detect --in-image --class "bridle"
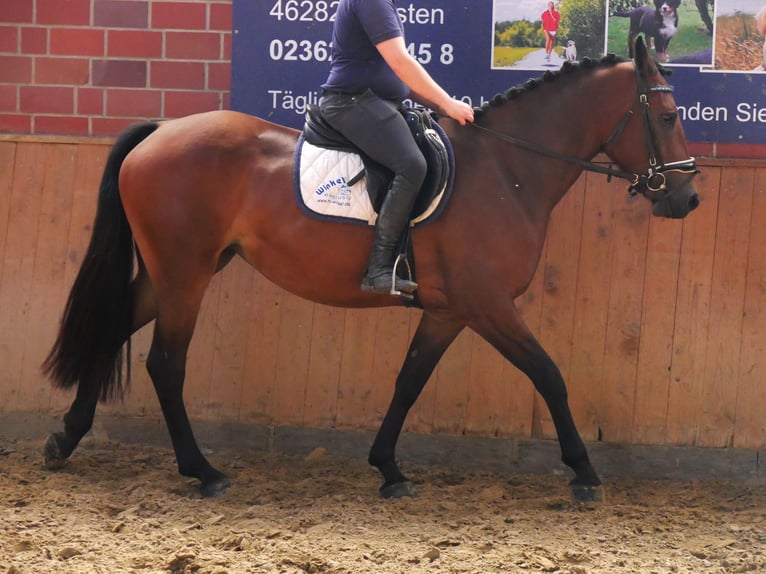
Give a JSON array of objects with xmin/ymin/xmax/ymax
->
[{"xmin": 466, "ymin": 63, "xmax": 699, "ymax": 199}]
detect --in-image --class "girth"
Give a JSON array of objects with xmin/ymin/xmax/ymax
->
[{"xmin": 302, "ymin": 104, "xmax": 450, "ymax": 215}]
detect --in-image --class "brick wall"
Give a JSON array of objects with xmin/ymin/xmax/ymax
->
[{"xmin": 0, "ymin": 0, "xmax": 231, "ymax": 136}]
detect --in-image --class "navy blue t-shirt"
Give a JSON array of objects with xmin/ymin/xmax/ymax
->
[{"xmin": 322, "ymin": 0, "xmax": 409, "ymax": 101}]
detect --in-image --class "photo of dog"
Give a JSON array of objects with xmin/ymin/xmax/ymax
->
[
  {"xmin": 612, "ymin": 0, "xmax": 681, "ymax": 62},
  {"xmin": 564, "ymin": 39, "xmax": 577, "ymax": 61}
]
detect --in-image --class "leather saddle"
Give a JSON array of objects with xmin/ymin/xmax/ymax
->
[{"xmin": 302, "ymin": 104, "xmax": 450, "ymax": 216}]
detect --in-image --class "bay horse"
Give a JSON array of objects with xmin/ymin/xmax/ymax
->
[{"xmin": 42, "ymin": 38, "xmax": 699, "ymax": 501}]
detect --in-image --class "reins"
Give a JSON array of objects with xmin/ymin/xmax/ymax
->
[
  {"xmin": 466, "ymin": 121, "xmax": 637, "ymax": 183},
  {"xmin": 457, "ymin": 63, "xmax": 698, "ymax": 198}
]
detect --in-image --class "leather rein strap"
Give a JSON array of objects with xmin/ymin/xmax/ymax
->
[{"xmin": 467, "ymin": 122, "xmax": 638, "ymax": 183}]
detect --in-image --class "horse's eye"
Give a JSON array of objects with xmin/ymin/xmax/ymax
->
[{"xmin": 660, "ymin": 112, "xmax": 677, "ymax": 127}]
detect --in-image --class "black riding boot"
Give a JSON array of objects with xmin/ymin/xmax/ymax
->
[{"xmin": 361, "ymin": 185, "xmax": 418, "ymax": 295}]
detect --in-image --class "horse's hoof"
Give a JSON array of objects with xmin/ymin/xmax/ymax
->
[
  {"xmin": 200, "ymin": 475, "xmax": 231, "ymax": 498},
  {"xmin": 42, "ymin": 433, "xmax": 68, "ymax": 470},
  {"xmin": 380, "ymin": 480, "xmax": 417, "ymax": 499},
  {"xmin": 570, "ymin": 483, "xmax": 603, "ymax": 504}
]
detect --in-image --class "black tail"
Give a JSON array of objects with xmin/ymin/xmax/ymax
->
[{"xmin": 42, "ymin": 121, "xmax": 160, "ymax": 401}]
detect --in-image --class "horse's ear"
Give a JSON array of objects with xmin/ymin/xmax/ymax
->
[{"xmin": 633, "ymin": 34, "xmax": 648, "ymax": 67}]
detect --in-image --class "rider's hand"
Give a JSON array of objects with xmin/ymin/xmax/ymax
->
[{"xmin": 443, "ymin": 98, "xmax": 475, "ymax": 126}]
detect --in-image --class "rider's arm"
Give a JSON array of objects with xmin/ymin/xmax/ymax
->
[{"xmin": 376, "ymin": 36, "xmax": 474, "ymax": 125}]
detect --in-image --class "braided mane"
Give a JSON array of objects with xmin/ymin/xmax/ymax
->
[{"xmin": 474, "ymin": 53, "xmax": 654, "ymax": 117}]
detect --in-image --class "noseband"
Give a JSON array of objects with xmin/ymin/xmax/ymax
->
[{"xmin": 466, "ymin": 64, "xmax": 699, "ymax": 199}]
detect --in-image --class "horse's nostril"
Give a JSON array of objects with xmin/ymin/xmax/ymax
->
[{"xmin": 688, "ymin": 193, "xmax": 700, "ymax": 211}]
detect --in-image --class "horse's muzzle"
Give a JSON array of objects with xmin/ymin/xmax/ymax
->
[{"xmin": 651, "ymin": 185, "xmax": 700, "ymax": 219}]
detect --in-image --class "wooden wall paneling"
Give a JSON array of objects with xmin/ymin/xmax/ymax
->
[
  {"xmin": 665, "ymin": 167, "xmax": 720, "ymax": 445},
  {"xmin": 734, "ymin": 167, "xmax": 766, "ymax": 449},
  {"xmin": 302, "ymin": 303, "xmax": 346, "ymax": 428},
  {"xmin": 269, "ymin": 291, "xmax": 314, "ymax": 426},
  {"xmin": 697, "ymin": 167, "xmax": 753, "ymax": 447},
  {"xmin": 206, "ymin": 259, "xmax": 254, "ymax": 422},
  {"xmin": 598, "ymin": 191, "xmax": 651, "ymax": 443},
  {"xmin": 534, "ymin": 176, "xmax": 586, "ymax": 439},
  {"xmin": 631, "ymin": 215, "xmax": 684, "ymax": 445},
  {"xmin": 430, "ymin": 326, "xmax": 471, "ymax": 435},
  {"xmin": 0, "ymin": 142, "xmax": 16, "ymax": 409},
  {"xmin": 1, "ymin": 143, "xmax": 45, "ymax": 412},
  {"xmin": 464, "ymin": 327, "xmax": 539, "ymax": 438},
  {"xmin": 0, "ymin": 143, "xmax": 16, "ymax": 286},
  {"xmin": 18, "ymin": 144, "xmax": 77, "ymax": 414},
  {"xmin": 7, "ymin": 140, "xmax": 766, "ymax": 452},
  {"xmin": 335, "ymin": 308, "xmax": 379, "ymax": 429},
  {"xmin": 464, "ymin": 332, "xmax": 509, "ymax": 436},
  {"xmin": 238, "ymin": 274, "xmax": 283, "ymax": 425},
  {"xmin": 568, "ymin": 173, "xmax": 618, "ymax": 441},
  {"xmin": 367, "ymin": 308, "xmax": 414, "ymax": 430}
]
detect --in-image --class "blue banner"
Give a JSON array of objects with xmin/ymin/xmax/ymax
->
[{"xmin": 231, "ymin": 0, "xmax": 766, "ymax": 145}]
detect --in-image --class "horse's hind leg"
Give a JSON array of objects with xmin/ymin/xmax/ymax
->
[
  {"xmin": 474, "ymin": 313, "xmax": 602, "ymax": 502},
  {"xmin": 145, "ymin": 272, "xmax": 229, "ymax": 497},
  {"xmin": 368, "ymin": 313, "xmax": 464, "ymax": 498},
  {"xmin": 43, "ymin": 376, "xmax": 101, "ymax": 469},
  {"xmin": 44, "ymin": 266, "xmax": 157, "ymax": 469}
]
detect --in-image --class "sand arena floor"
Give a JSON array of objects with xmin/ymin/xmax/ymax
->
[{"xmin": 1, "ymin": 437, "xmax": 765, "ymax": 574}]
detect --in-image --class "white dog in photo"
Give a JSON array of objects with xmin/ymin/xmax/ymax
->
[
  {"xmin": 564, "ymin": 39, "xmax": 577, "ymax": 62},
  {"xmin": 756, "ymin": 6, "xmax": 766, "ymax": 71}
]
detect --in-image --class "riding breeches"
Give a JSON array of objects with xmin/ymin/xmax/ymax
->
[{"xmin": 319, "ymin": 89, "xmax": 427, "ymax": 207}]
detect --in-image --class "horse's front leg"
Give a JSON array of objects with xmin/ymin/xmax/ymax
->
[
  {"xmin": 146, "ymin": 320, "xmax": 229, "ymax": 497},
  {"xmin": 368, "ymin": 312, "xmax": 464, "ymax": 498},
  {"xmin": 473, "ymin": 311, "xmax": 602, "ymax": 503}
]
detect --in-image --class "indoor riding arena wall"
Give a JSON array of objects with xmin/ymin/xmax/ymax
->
[{"xmin": 1, "ymin": 0, "xmax": 765, "ymax": 481}]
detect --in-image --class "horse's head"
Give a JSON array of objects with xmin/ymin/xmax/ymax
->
[{"xmin": 602, "ymin": 36, "xmax": 699, "ymax": 219}]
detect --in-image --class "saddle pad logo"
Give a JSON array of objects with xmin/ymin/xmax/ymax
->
[{"xmin": 315, "ymin": 177, "xmax": 351, "ymax": 207}]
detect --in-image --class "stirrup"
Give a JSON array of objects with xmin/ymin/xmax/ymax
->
[
  {"xmin": 391, "ymin": 253, "xmax": 416, "ymax": 298},
  {"xmin": 391, "ymin": 253, "xmax": 418, "ymax": 298},
  {"xmin": 361, "ymin": 255, "xmax": 417, "ymax": 299}
]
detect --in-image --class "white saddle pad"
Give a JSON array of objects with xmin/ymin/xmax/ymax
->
[
  {"xmin": 297, "ymin": 139, "xmax": 376, "ymax": 224},
  {"xmin": 295, "ymin": 137, "xmax": 444, "ymax": 226}
]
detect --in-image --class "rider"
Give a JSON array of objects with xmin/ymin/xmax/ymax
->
[{"xmin": 319, "ymin": 0, "xmax": 474, "ymax": 295}]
